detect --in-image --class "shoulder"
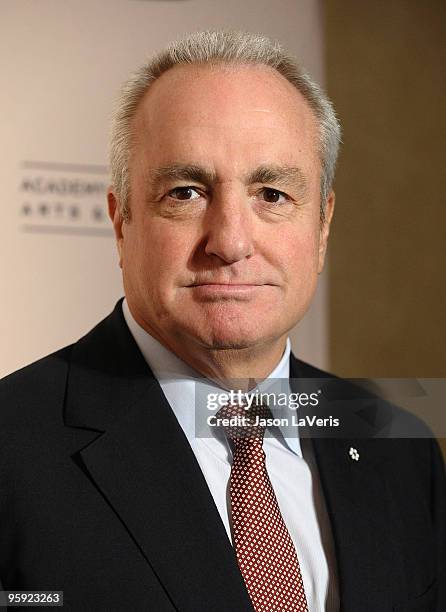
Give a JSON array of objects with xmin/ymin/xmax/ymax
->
[
  {"xmin": 0, "ymin": 301, "xmax": 124, "ymax": 427},
  {"xmin": 289, "ymin": 353, "xmax": 334, "ymax": 380},
  {"xmin": 0, "ymin": 345, "xmax": 73, "ymax": 427},
  {"xmin": 290, "ymin": 353, "xmax": 443, "ymax": 467}
]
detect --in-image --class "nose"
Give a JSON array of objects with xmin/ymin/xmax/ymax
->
[{"xmin": 204, "ymin": 188, "xmax": 254, "ymax": 264}]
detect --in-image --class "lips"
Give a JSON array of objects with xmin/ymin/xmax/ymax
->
[
  {"xmin": 184, "ymin": 282, "xmax": 277, "ymax": 301},
  {"xmin": 189, "ymin": 283, "xmax": 262, "ymax": 287}
]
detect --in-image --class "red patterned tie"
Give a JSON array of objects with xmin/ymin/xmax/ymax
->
[{"xmin": 218, "ymin": 401, "xmax": 309, "ymax": 612}]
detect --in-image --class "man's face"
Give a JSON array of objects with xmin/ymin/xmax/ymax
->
[{"xmin": 110, "ymin": 64, "xmax": 334, "ymax": 352}]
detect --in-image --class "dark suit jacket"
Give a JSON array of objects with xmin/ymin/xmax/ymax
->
[{"xmin": 0, "ymin": 300, "xmax": 444, "ymax": 611}]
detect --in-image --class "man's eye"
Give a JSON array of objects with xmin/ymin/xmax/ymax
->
[
  {"xmin": 260, "ymin": 188, "xmax": 288, "ymax": 204},
  {"xmin": 168, "ymin": 186, "xmax": 201, "ymax": 201}
]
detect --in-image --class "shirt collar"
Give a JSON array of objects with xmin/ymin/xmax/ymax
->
[{"xmin": 122, "ymin": 298, "xmax": 302, "ymax": 457}]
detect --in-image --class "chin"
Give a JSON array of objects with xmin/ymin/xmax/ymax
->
[
  {"xmin": 189, "ymin": 316, "xmax": 281, "ymax": 351},
  {"xmin": 172, "ymin": 299, "xmax": 293, "ymax": 350}
]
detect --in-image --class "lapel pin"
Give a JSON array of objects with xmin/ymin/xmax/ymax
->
[{"xmin": 349, "ymin": 447, "xmax": 360, "ymax": 461}]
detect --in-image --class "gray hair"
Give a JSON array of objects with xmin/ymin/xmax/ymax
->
[{"xmin": 110, "ymin": 30, "xmax": 341, "ymax": 222}]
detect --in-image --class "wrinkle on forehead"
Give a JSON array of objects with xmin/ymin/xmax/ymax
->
[{"xmin": 249, "ymin": 107, "xmax": 275, "ymax": 113}]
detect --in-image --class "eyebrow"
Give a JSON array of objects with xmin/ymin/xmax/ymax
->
[
  {"xmin": 150, "ymin": 164, "xmax": 217, "ymax": 188},
  {"xmin": 148, "ymin": 163, "xmax": 308, "ymax": 195},
  {"xmin": 246, "ymin": 165, "xmax": 308, "ymax": 194}
]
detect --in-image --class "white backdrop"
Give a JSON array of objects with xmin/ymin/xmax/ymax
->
[{"xmin": 0, "ymin": 0, "xmax": 327, "ymax": 377}]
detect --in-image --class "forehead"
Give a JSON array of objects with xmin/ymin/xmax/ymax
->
[{"xmin": 131, "ymin": 63, "xmax": 320, "ymax": 175}]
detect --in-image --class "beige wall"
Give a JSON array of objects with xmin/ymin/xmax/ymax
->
[{"xmin": 325, "ymin": 0, "xmax": 446, "ymax": 454}]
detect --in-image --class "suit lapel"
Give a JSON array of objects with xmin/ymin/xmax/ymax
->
[
  {"xmin": 64, "ymin": 300, "xmax": 253, "ymax": 612},
  {"xmin": 290, "ymin": 355, "xmax": 394, "ymax": 611}
]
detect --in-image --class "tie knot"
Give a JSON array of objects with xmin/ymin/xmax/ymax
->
[{"xmin": 216, "ymin": 401, "xmax": 271, "ymax": 444}]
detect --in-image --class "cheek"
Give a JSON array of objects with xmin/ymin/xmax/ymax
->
[
  {"xmin": 275, "ymin": 228, "xmax": 320, "ymax": 284},
  {"xmin": 134, "ymin": 221, "xmax": 192, "ymax": 283}
]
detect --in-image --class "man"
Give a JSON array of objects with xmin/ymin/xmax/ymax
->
[{"xmin": 0, "ymin": 31, "xmax": 444, "ymax": 611}]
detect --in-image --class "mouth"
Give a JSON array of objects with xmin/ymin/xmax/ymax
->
[
  {"xmin": 189, "ymin": 283, "xmax": 264, "ymax": 287},
  {"xmin": 185, "ymin": 283, "xmax": 274, "ymax": 298}
]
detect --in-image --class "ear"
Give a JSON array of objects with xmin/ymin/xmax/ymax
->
[
  {"xmin": 318, "ymin": 190, "xmax": 335, "ymax": 274},
  {"xmin": 107, "ymin": 188, "xmax": 125, "ymax": 269}
]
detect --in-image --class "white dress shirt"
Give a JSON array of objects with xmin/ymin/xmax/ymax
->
[{"xmin": 122, "ymin": 299, "xmax": 339, "ymax": 612}]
